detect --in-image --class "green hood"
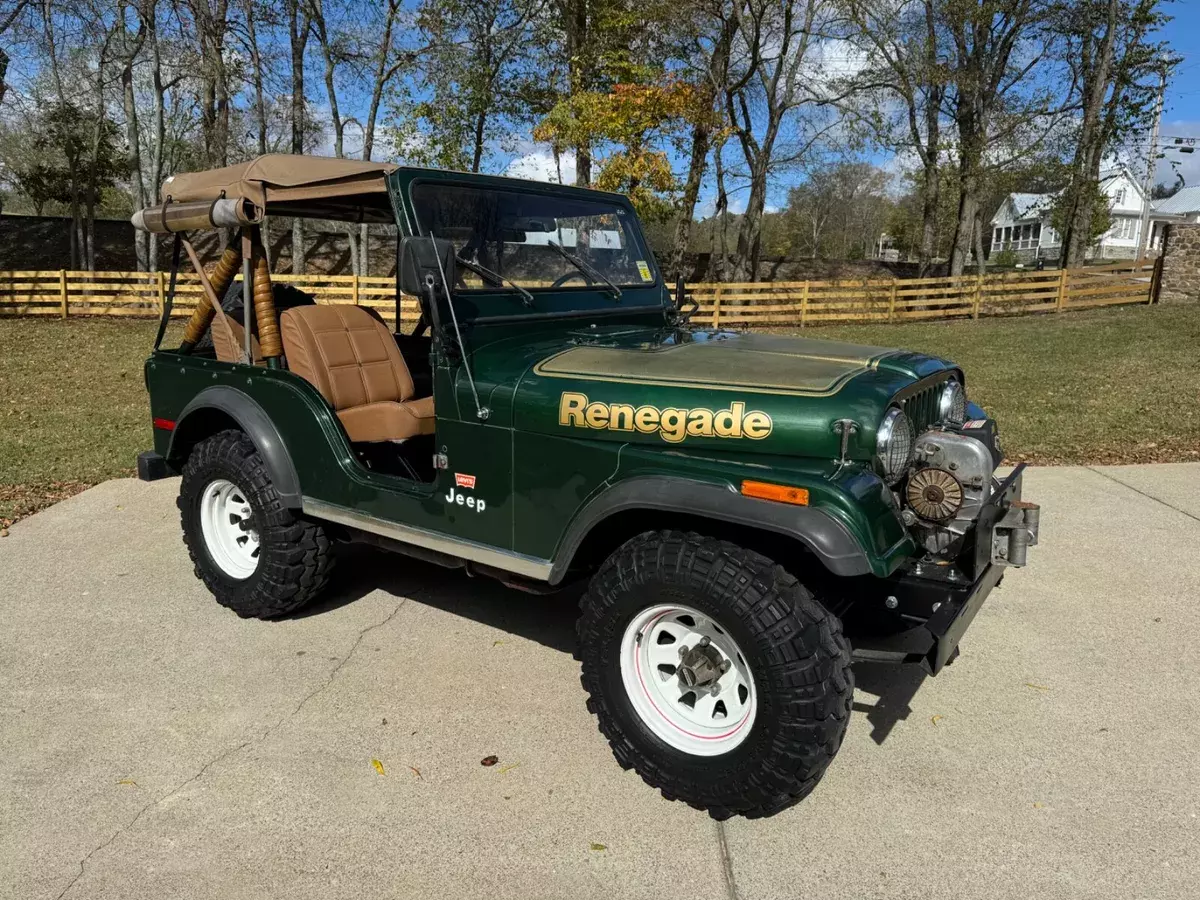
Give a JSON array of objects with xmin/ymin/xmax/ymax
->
[{"xmin": 474, "ymin": 326, "xmax": 957, "ymax": 461}]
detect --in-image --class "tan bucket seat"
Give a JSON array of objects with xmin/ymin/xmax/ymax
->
[{"xmin": 280, "ymin": 304, "xmax": 435, "ymax": 443}]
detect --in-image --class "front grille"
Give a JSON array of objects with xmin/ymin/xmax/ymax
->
[{"xmin": 902, "ymin": 378, "xmax": 948, "ymax": 433}]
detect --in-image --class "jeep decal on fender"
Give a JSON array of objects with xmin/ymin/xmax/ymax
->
[{"xmin": 558, "ymin": 391, "xmax": 772, "ymax": 443}]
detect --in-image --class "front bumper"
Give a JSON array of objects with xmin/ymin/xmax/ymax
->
[{"xmin": 852, "ymin": 464, "xmax": 1040, "ymax": 674}]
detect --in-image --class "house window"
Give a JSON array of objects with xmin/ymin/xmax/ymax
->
[
  {"xmin": 993, "ymin": 228, "xmax": 1003, "ymax": 250},
  {"xmin": 1114, "ymin": 188, "xmax": 1126, "ymax": 205},
  {"xmin": 1003, "ymin": 226, "xmax": 1011, "ymax": 246},
  {"xmin": 1110, "ymin": 217, "xmax": 1137, "ymax": 241}
]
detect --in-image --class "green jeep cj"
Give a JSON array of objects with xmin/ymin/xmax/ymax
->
[{"xmin": 135, "ymin": 154, "xmax": 1040, "ymax": 819}]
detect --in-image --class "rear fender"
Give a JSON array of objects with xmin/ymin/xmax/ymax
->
[{"xmin": 169, "ymin": 386, "xmax": 302, "ymax": 508}]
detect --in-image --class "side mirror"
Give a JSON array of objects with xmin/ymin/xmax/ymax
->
[{"xmin": 398, "ymin": 235, "xmax": 457, "ymax": 298}]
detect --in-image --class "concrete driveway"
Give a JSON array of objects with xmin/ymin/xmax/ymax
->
[{"xmin": 2, "ymin": 464, "xmax": 1198, "ymax": 900}]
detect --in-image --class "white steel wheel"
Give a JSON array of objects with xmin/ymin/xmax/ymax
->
[
  {"xmin": 198, "ymin": 478, "xmax": 261, "ymax": 580},
  {"xmin": 620, "ymin": 603, "xmax": 757, "ymax": 757}
]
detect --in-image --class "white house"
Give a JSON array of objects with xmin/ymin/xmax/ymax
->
[
  {"xmin": 1148, "ymin": 186, "xmax": 1200, "ymax": 252},
  {"xmin": 989, "ymin": 167, "xmax": 1149, "ymax": 261}
]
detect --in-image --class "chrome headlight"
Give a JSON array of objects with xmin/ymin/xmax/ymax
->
[
  {"xmin": 939, "ymin": 379, "xmax": 967, "ymax": 426},
  {"xmin": 876, "ymin": 408, "xmax": 915, "ymax": 485}
]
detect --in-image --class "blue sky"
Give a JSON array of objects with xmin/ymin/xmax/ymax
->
[{"xmin": 1156, "ymin": 1, "xmax": 1200, "ymax": 187}]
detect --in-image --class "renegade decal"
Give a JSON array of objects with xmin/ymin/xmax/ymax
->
[{"xmin": 558, "ymin": 392, "xmax": 772, "ymax": 443}]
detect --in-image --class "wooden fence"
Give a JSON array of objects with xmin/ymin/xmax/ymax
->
[
  {"xmin": 684, "ymin": 258, "xmax": 1160, "ymax": 328},
  {"xmin": 0, "ymin": 258, "xmax": 1159, "ymax": 330}
]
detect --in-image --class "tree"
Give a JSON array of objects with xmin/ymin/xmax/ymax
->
[
  {"xmin": 397, "ymin": 0, "xmax": 540, "ymax": 174},
  {"xmin": 534, "ymin": 78, "xmax": 694, "ymax": 220},
  {"xmin": 664, "ymin": 0, "xmax": 737, "ymax": 280},
  {"xmin": 186, "ymin": 0, "xmax": 232, "ymax": 168},
  {"xmin": 939, "ymin": 0, "xmax": 1061, "ymax": 276},
  {"xmin": 782, "ymin": 161, "xmax": 892, "ymax": 259},
  {"xmin": 1053, "ymin": 0, "xmax": 1174, "ymax": 268},
  {"xmin": 723, "ymin": 0, "xmax": 841, "ymax": 281},
  {"xmin": 842, "ymin": 0, "xmax": 948, "ymax": 275},
  {"xmin": 286, "ymin": 0, "xmax": 310, "ymax": 273},
  {"xmin": 1150, "ymin": 173, "xmax": 1183, "ymax": 200}
]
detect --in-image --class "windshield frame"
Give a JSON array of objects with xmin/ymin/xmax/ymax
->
[{"xmin": 404, "ymin": 175, "xmax": 664, "ymax": 303}]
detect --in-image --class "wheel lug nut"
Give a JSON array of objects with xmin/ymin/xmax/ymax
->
[{"xmin": 698, "ymin": 636, "xmax": 710, "ymax": 648}]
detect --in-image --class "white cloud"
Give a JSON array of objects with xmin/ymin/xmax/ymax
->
[{"xmin": 505, "ymin": 148, "xmax": 577, "ymax": 185}]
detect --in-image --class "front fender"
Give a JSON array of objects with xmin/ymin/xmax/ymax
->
[{"xmin": 549, "ymin": 475, "xmax": 873, "ymax": 583}]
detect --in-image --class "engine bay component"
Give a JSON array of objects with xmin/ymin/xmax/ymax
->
[
  {"xmin": 906, "ymin": 429, "xmax": 997, "ymax": 557},
  {"xmin": 906, "ymin": 467, "xmax": 964, "ymax": 521}
]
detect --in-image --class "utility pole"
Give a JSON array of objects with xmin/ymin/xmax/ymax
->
[{"xmin": 1137, "ymin": 60, "xmax": 1168, "ymax": 259}]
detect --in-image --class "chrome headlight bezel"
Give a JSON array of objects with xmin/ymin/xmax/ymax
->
[
  {"xmin": 938, "ymin": 379, "xmax": 967, "ymax": 426},
  {"xmin": 876, "ymin": 407, "xmax": 915, "ymax": 485}
]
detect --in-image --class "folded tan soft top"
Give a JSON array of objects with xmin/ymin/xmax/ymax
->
[{"xmin": 161, "ymin": 154, "xmax": 399, "ymax": 206}]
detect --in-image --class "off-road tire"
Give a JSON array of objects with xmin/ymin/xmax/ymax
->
[
  {"xmin": 179, "ymin": 429, "xmax": 333, "ymax": 618},
  {"xmin": 577, "ymin": 530, "xmax": 854, "ymax": 819}
]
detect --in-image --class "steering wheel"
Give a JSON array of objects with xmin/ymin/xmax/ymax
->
[{"xmin": 551, "ymin": 271, "xmax": 593, "ymax": 288}]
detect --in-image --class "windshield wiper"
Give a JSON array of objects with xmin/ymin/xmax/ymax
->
[
  {"xmin": 455, "ymin": 254, "xmax": 534, "ymax": 307},
  {"xmin": 546, "ymin": 240, "xmax": 622, "ymax": 301}
]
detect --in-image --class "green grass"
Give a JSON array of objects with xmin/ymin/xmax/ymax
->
[
  {"xmin": 0, "ymin": 318, "xmax": 179, "ymax": 526},
  {"xmin": 1, "ymin": 305, "xmax": 1198, "ymax": 526},
  {"xmin": 819, "ymin": 304, "xmax": 1200, "ymax": 466}
]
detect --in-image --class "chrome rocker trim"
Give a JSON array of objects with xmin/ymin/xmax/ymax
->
[{"xmin": 301, "ymin": 497, "xmax": 553, "ymax": 581}]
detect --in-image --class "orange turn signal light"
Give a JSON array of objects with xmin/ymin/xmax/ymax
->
[{"xmin": 740, "ymin": 480, "xmax": 809, "ymax": 506}]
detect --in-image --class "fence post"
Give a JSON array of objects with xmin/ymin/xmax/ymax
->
[
  {"xmin": 58, "ymin": 270, "xmax": 68, "ymax": 319},
  {"xmin": 888, "ymin": 279, "xmax": 897, "ymax": 322},
  {"xmin": 800, "ymin": 281, "xmax": 809, "ymax": 328},
  {"xmin": 972, "ymin": 275, "xmax": 983, "ymax": 319},
  {"xmin": 711, "ymin": 286, "xmax": 723, "ymax": 328},
  {"xmin": 352, "ymin": 273, "xmax": 360, "ymax": 306},
  {"xmin": 156, "ymin": 270, "xmax": 166, "ymax": 313},
  {"xmin": 1056, "ymin": 267, "xmax": 1068, "ymax": 311},
  {"xmin": 1150, "ymin": 255, "xmax": 1164, "ymax": 304}
]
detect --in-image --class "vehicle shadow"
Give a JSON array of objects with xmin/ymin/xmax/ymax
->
[
  {"xmin": 292, "ymin": 542, "xmax": 580, "ymax": 655},
  {"xmin": 297, "ymin": 545, "xmax": 933, "ymax": 739},
  {"xmin": 850, "ymin": 661, "xmax": 930, "ymax": 745}
]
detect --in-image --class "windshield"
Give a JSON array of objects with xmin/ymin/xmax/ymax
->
[{"xmin": 410, "ymin": 182, "xmax": 657, "ymax": 291}]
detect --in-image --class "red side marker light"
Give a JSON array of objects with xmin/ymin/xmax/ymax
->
[{"xmin": 153, "ymin": 417, "xmax": 176, "ymax": 432}]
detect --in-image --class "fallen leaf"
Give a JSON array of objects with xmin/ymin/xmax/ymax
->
[
  {"xmin": 1033, "ymin": 801, "xmax": 1045, "ymax": 809},
  {"xmin": 498, "ymin": 762, "xmax": 521, "ymax": 774},
  {"xmin": 409, "ymin": 766, "xmax": 422, "ymax": 780},
  {"xmin": 590, "ymin": 843, "xmax": 607, "ymax": 852},
  {"xmin": 0, "ymin": 528, "xmax": 8, "ymax": 538},
  {"xmin": 116, "ymin": 778, "xmax": 137, "ymax": 787},
  {"xmin": 930, "ymin": 714, "xmax": 943, "ymax": 726},
  {"xmin": 1024, "ymin": 682, "xmax": 1051, "ymax": 692},
  {"xmin": 382, "ymin": 717, "xmax": 388, "ymax": 725},
  {"xmin": 371, "ymin": 758, "xmax": 386, "ymax": 776},
  {"xmin": 481, "ymin": 755, "xmax": 499, "ymax": 767},
  {"xmin": 492, "ymin": 640, "xmax": 506, "ymax": 647}
]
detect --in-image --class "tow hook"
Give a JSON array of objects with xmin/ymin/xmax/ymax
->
[{"xmin": 993, "ymin": 500, "xmax": 1040, "ymax": 567}]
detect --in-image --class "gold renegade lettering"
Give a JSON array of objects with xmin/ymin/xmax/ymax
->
[{"xmin": 558, "ymin": 392, "xmax": 772, "ymax": 443}]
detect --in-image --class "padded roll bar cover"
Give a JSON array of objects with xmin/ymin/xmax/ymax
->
[
  {"xmin": 548, "ymin": 476, "xmax": 873, "ymax": 584},
  {"xmin": 169, "ymin": 386, "xmax": 301, "ymax": 507},
  {"xmin": 251, "ymin": 252, "xmax": 282, "ymax": 359},
  {"xmin": 181, "ymin": 245, "xmax": 243, "ymax": 346}
]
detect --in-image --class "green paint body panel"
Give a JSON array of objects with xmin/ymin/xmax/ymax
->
[{"xmin": 145, "ymin": 166, "xmax": 974, "ymax": 581}]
